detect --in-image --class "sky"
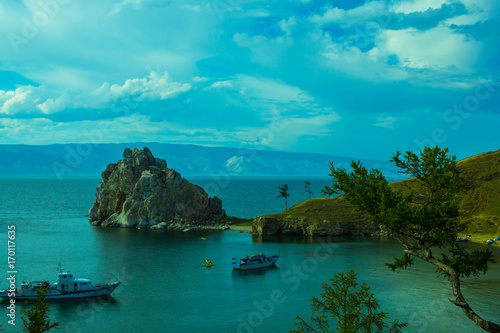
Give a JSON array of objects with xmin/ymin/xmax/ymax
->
[{"xmin": 0, "ymin": 0, "xmax": 499, "ymax": 160}]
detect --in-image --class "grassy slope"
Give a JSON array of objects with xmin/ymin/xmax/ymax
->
[
  {"xmin": 456, "ymin": 149, "xmax": 500, "ymax": 241},
  {"xmin": 261, "ymin": 196, "xmax": 370, "ymax": 224},
  {"xmin": 258, "ymin": 149, "xmax": 500, "ymax": 242}
]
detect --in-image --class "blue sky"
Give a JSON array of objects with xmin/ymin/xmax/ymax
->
[{"xmin": 0, "ymin": 0, "xmax": 498, "ymax": 160}]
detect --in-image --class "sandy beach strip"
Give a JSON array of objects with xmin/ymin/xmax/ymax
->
[{"xmin": 229, "ymin": 225, "xmax": 252, "ymax": 233}]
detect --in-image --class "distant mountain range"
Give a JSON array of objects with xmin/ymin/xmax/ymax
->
[{"xmin": 0, "ymin": 143, "xmax": 402, "ymax": 179}]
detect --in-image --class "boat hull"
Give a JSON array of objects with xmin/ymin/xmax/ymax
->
[
  {"xmin": 232, "ymin": 255, "xmax": 279, "ymax": 270},
  {"xmin": 0, "ymin": 282, "xmax": 120, "ymax": 300}
]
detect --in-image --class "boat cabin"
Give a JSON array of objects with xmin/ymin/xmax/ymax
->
[
  {"xmin": 232, "ymin": 254, "xmax": 268, "ymax": 265},
  {"xmin": 57, "ymin": 271, "xmax": 93, "ymax": 293}
]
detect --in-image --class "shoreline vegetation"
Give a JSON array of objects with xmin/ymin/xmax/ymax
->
[{"xmin": 250, "ymin": 149, "xmax": 500, "ymax": 247}]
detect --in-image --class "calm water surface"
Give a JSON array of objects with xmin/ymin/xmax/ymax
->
[{"xmin": 0, "ymin": 178, "xmax": 499, "ymax": 333}]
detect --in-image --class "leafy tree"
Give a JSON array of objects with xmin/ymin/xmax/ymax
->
[
  {"xmin": 304, "ymin": 181, "xmax": 314, "ymax": 199},
  {"xmin": 277, "ymin": 184, "xmax": 290, "ymax": 210},
  {"xmin": 21, "ymin": 287, "xmax": 59, "ymax": 333},
  {"xmin": 322, "ymin": 146, "xmax": 498, "ymax": 332},
  {"xmin": 290, "ymin": 268, "xmax": 407, "ymax": 333}
]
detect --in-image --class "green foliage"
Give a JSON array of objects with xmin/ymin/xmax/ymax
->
[
  {"xmin": 324, "ymin": 146, "xmax": 499, "ymax": 332},
  {"xmin": 439, "ymin": 246, "xmax": 495, "ymax": 279},
  {"xmin": 305, "ymin": 181, "xmax": 314, "ymax": 199},
  {"xmin": 385, "ymin": 254, "xmax": 414, "ymax": 272},
  {"xmin": 277, "ymin": 184, "xmax": 290, "ymax": 210},
  {"xmin": 290, "ymin": 268, "xmax": 407, "ymax": 333},
  {"xmin": 323, "ymin": 147, "xmax": 494, "ymax": 269},
  {"xmin": 20, "ymin": 287, "xmax": 59, "ymax": 333}
]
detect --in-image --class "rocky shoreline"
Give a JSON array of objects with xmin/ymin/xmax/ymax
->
[
  {"xmin": 146, "ymin": 220, "xmax": 230, "ymax": 231},
  {"xmin": 252, "ymin": 215, "xmax": 386, "ymax": 237}
]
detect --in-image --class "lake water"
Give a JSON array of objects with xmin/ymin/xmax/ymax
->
[{"xmin": 0, "ymin": 178, "xmax": 499, "ymax": 333}]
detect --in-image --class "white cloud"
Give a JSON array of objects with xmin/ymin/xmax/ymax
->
[
  {"xmin": 110, "ymin": 0, "xmax": 169, "ymax": 15},
  {"xmin": 374, "ymin": 116, "xmax": 396, "ymax": 128},
  {"xmin": 443, "ymin": 11, "xmax": 491, "ymax": 25},
  {"xmin": 378, "ymin": 27, "xmax": 481, "ymax": 70},
  {"xmin": 0, "ymin": 85, "xmax": 53, "ymax": 115},
  {"xmin": 0, "ymin": 0, "xmax": 215, "ymax": 92},
  {"xmin": 89, "ymin": 71, "xmax": 191, "ymax": 104},
  {"xmin": 192, "ymin": 76, "xmax": 210, "ymax": 83},
  {"xmin": 209, "ymin": 80, "xmax": 233, "ymax": 89},
  {"xmin": 443, "ymin": 0, "xmax": 498, "ymax": 26},
  {"xmin": 316, "ymin": 23, "xmax": 483, "ymax": 88},
  {"xmin": 0, "ymin": 117, "xmax": 53, "ymax": 144},
  {"xmin": 311, "ymin": 1, "xmax": 388, "ymax": 27},
  {"xmin": 0, "ymin": 114, "xmax": 224, "ymax": 145},
  {"xmin": 0, "ymin": 71, "xmax": 191, "ymax": 115},
  {"xmin": 279, "ymin": 16, "xmax": 297, "ymax": 37},
  {"xmin": 235, "ymin": 15, "xmax": 297, "ymax": 60},
  {"xmin": 234, "ymin": 75, "xmax": 313, "ymax": 104},
  {"xmin": 392, "ymin": 0, "xmax": 449, "ymax": 14},
  {"xmin": 320, "ymin": 34, "xmax": 407, "ymax": 82},
  {"xmin": 233, "ymin": 26, "xmax": 295, "ymax": 67},
  {"xmin": 236, "ymin": 113, "xmax": 341, "ymax": 150},
  {"xmin": 182, "ymin": 4, "xmax": 202, "ymax": 12}
]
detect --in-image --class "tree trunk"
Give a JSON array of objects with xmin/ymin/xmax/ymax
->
[
  {"xmin": 448, "ymin": 273, "xmax": 500, "ymax": 332},
  {"xmin": 410, "ymin": 250, "xmax": 500, "ymax": 333}
]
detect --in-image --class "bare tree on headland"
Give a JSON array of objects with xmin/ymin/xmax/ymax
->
[
  {"xmin": 277, "ymin": 184, "xmax": 290, "ymax": 211},
  {"xmin": 304, "ymin": 181, "xmax": 313, "ymax": 199},
  {"xmin": 322, "ymin": 146, "xmax": 499, "ymax": 332}
]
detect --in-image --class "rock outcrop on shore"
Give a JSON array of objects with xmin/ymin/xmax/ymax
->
[
  {"xmin": 252, "ymin": 197, "xmax": 382, "ymax": 236},
  {"xmin": 252, "ymin": 216, "xmax": 382, "ymax": 236},
  {"xmin": 88, "ymin": 147, "xmax": 226, "ymax": 228},
  {"xmin": 252, "ymin": 149, "xmax": 500, "ymax": 239}
]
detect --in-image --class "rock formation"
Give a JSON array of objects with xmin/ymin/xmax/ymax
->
[
  {"xmin": 252, "ymin": 216, "xmax": 382, "ymax": 236},
  {"xmin": 88, "ymin": 147, "xmax": 226, "ymax": 228},
  {"xmin": 251, "ymin": 197, "xmax": 382, "ymax": 237}
]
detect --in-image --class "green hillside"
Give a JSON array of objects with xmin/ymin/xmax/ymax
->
[
  {"xmin": 456, "ymin": 150, "xmax": 500, "ymax": 240},
  {"xmin": 259, "ymin": 196, "xmax": 370, "ymax": 225},
  {"xmin": 253, "ymin": 149, "xmax": 500, "ymax": 243}
]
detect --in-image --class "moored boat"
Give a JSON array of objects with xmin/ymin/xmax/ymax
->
[
  {"xmin": 0, "ymin": 267, "xmax": 120, "ymax": 300},
  {"xmin": 232, "ymin": 253, "xmax": 279, "ymax": 270},
  {"xmin": 455, "ymin": 237, "xmax": 469, "ymax": 242}
]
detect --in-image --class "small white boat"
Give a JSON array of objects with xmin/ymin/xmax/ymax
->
[
  {"xmin": 232, "ymin": 253, "xmax": 279, "ymax": 270},
  {"xmin": 0, "ymin": 267, "xmax": 120, "ymax": 300}
]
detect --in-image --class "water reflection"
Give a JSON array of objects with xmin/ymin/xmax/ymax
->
[{"xmin": 52, "ymin": 295, "xmax": 120, "ymax": 318}]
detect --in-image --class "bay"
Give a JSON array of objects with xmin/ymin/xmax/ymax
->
[{"xmin": 0, "ymin": 178, "xmax": 499, "ymax": 333}]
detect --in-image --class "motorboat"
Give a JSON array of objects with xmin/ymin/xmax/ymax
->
[
  {"xmin": 0, "ymin": 267, "xmax": 120, "ymax": 300},
  {"xmin": 232, "ymin": 253, "xmax": 279, "ymax": 270}
]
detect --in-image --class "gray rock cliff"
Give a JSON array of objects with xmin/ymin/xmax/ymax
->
[{"xmin": 89, "ymin": 147, "xmax": 226, "ymax": 228}]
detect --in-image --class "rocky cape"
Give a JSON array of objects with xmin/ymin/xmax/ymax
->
[
  {"xmin": 252, "ymin": 149, "xmax": 500, "ymax": 239},
  {"xmin": 88, "ymin": 147, "xmax": 226, "ymax": 228},
  {"xmin": 252, "ymin": 197, "xmax": 383, "ymax": 237}
]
